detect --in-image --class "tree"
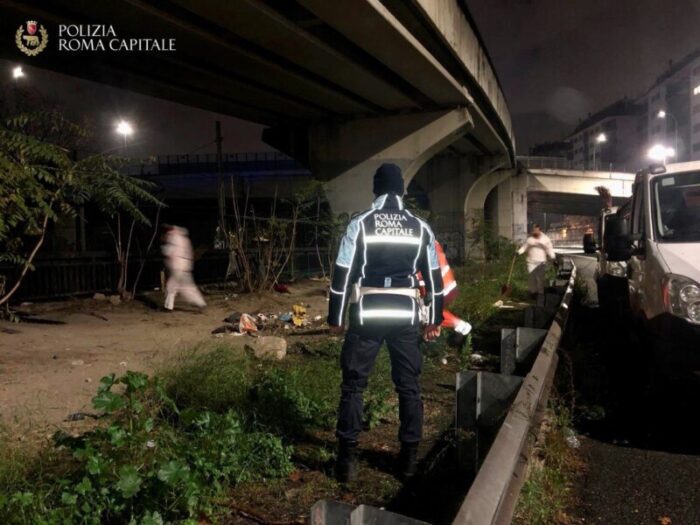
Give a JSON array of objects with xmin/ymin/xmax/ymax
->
[{"xmin": 0, "ymin": 112, "xmax": 161, "ymax": 309}]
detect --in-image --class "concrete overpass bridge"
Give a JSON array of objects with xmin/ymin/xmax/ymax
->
[
  {"xmin": 2, "ymin": 0, "xmax": 514, "ymax": 236},
  {"xmin": 475, "ymin": 159, "xmax": 635, "ymax": 244}
]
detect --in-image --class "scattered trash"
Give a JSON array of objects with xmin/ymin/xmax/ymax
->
[
  {"xmin": 71, "ymin": 360, "xmax": 84, "ymax": 366},
  {"xmin": 146, "ymin": 440, "xmax": 156, "ymax": 449},
  {"xmin": 93, "ymin": 293, "xmax": 107, "ymax": 301},
  {"xmin": 292, "ymin": 304, "xmax": 307, "ymax": 327},
  {"xmin": 211, "ymin": 325, "xmax": 233, "ymax": 335},
  {"xmin": 109, "ymin": 295, "xmax": 121, "ymax": 306},
  {"xmin": 238, "ymin": 313, "xmax": 258, "ymax": 334},
  {"xmin": 565, "ymin": 434, "xmax": 581, "ymax": 449},
  {"xmin": 440, "ymin": 357, "xmax": 448, "ymax": 365},
  {"xmin": 279, "ymin": 312, "xmax": 293, "ymax": 322},
  {"xmin": 470, "ymin": 353, "xmax": 485, "ymax": 364},
  {"xmin": 223, "ymin": 312, "xmax": 242, "ymax": 324},
  {"xmin": 273, "ymin": 283, "xmax": 291, "ymax": 294},
  {"xmin": 493, "ymin": 299, "xmax": 504, "ymax": 308},
  {"xmin": 257, "ymin": 313, "xmax": 269, "ymax": 323},
  {"xmin": 248, "ymin": 336, "xmax": 287, "ymax": 360},
  {"xmin": 313, "ymin": 314, "xmax": 323, "ymax": 322},
  {"xmin": 64, "ymin": 412, "xmax": 99, "ymax": 422},
  {"xmin": 119, "ymin": 361, "xmax": 128, "ymax": 367}
]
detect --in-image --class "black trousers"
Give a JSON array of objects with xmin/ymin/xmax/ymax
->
[{"xmin": 336, "ymin": 322, "xmax": 423, "ymax": 444}]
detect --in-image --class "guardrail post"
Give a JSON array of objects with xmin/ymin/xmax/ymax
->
[
  {"xmin": 500, "ymin": 329, "xmax": 516, "ymax": 375},
  {"xmin": 455, "ymin": 371, "xmax": 523, "ymax": 478},
  {"xmin": 310, "ymin": 500, "xmax": 430, "ymax": 524},
  {"xmin": 310, "ymin": 500, "xmax": 354, "ymax": 525},
  {"xmin": 500, "ymin": 327, "xmax": 548, "ymax": 375},
  {"xmin": 351, "ymin": 505, "xmax": 430, "ymax": 524}
]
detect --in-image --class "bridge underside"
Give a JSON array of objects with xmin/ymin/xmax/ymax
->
[
  {"xmin": 3, "ymin": 0, "xmax": 515, "ymax": 257},
  {"xmin": 528, "ymin": 191, "xmax": 629, "ymax": 217}
]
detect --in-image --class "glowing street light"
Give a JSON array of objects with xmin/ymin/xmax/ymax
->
[
  {"xmin": 12, "ymin": 66, "xmax": 25, "ymax": 80},
  {"xmin": 656, "ymin": 109, "xmax": 678, "ymax": 157},
  {"xmin": 115, "ymin": 120, "xmax": 134, "ymax": 151},
  {"xmin": 647, "ymin": 144, "xmax": 676, "ymax": 164},
  {"xmin": 592, "ymin": 132, "xmax": 607, "ymax": 170}
]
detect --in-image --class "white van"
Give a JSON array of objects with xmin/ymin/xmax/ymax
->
[{"xmin": 608, "ymin": 162, "xmax": 700, "ymax": 369}]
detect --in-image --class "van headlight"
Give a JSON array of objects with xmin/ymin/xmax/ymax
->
[
  {"xmin": 664, "ymin": 275, "xmax": 700, "ymax": 324},
  {"xmin": 608, "ymin": 261, "xmax": 627, "ymax": 277}
]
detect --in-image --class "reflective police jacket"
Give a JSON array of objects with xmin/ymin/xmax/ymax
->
[{"xmin": 328, "ymin": 193, "xmax": 444, "ymax": 327}]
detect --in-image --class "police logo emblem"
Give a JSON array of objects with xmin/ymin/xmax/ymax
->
[{"xmin": 16, "ymin": 20, "xmax": 48, "ymax": 56}]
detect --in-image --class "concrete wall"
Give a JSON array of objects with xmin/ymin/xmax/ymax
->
[{"xmin": 411, "ymin": 154, "xmax": 479, "ymax": 261}]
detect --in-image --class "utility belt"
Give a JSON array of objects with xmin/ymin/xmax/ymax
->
[
  {"xmin": 349, "ymin": 285, "xmax": 430, "ymax": 325},
  {"xmin": 349, "ymin": 285, "xmax": 421, "ymax": 303}
]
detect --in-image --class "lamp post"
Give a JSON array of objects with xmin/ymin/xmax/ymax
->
[
  {"xmin": 647, "ymin": 144, "xmax": 676, "ymax": 165},
  {"xmin": 115, "ymin": 120, "xmax": 134, "ymax": 153},
  {"xmin": 592, "ymin": 132, "xmax": 607, "ymax": 170},
  {"xmin": 657, "ymin": 109, "xmax": 678, "ymax": 161}
]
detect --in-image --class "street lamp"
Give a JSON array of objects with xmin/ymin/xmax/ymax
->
[
  {"xmin": 592, "ymin": 132, "xmax": 607, "ymax": 170},
  {"xmin": 647, "ymin": 144, "xmax": 676, "ymax": 165},
  {"xmin": 115, "ymin": 120, "xmax": 134, "ymax": 151},
  {"xmin": 656, "ymin": 109, "xmax": 678, "ymax": 160},
  {"xmin": 12, "ymin": 66, "xmax": 25, "ymax": 80}
]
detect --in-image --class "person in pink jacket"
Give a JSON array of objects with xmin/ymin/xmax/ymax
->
[{"xmin": 161, "ymin": 225, "xmax": 206, "ymax": 311}]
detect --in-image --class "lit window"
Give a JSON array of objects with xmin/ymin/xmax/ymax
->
[{"xmin": 694, "ymin": 84, "xmax": 700, "ymax": 96}]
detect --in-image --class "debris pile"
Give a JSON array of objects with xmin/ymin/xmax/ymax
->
[{"xmin": 212, "ymin": 303, "xmax": 326, "ymax": 338}]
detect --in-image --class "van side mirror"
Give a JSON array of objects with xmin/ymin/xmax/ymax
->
[{"xmin": 604, "ymin": 215, "xmax": 632, "ymax": 261}]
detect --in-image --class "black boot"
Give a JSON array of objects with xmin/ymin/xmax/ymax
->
[
  {"xmin": 398, "ymin": 441, "xmax": 419, "ymax": 479},
  {"xmin": 335, "ymin": 439, "xmax": 358, "ymax": 483}
]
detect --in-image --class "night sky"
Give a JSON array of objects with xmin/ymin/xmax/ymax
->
[
  {"xmin": 4, "ymin": 2, "xmax": 700, "ymax": 157},
  {"xmin": 0, "ymin": 58, "xmax": 270, "ymax": 158},
  {"xmin": 468, "ymin": 0, "xmax": 700, "ymax": 152}
]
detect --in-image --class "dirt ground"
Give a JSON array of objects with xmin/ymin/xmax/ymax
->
[{"xmin": 0, "ymin": 280, "xmax": 332, "ymax": 438}]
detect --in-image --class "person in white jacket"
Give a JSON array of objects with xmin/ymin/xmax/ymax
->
[
  {"xmin": 161, "ymin": 225, "xmax": 206, "ymax": 311},
  {"xmin": 517, "ymin": 224, "xmax": 556, "ymax": 297}
]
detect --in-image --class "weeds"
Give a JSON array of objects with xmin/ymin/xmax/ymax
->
[
  {"xmin": 514, "ymin": 401, "xmax": 582, "ymax": 525},
  {"xmin": 451, "ymin": 254, "xmax": 529, "ymax": 326},
  {"xmin": 0, "ymin": 371, "xmax": 293, "ymax": 524}
]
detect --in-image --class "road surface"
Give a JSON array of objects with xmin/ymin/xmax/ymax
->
[{"xmin": 568, "ymin": 253, "xmax": 700, "ymax": 525}]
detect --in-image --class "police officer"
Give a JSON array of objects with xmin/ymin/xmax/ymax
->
[{"xmin": 328, "ymin": 163, "xmax": 445, "ymax": 482}]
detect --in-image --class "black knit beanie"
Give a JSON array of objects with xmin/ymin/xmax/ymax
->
[{"xmin": 373, "ymin": 163, "xmax": 404, "ymax": 196}]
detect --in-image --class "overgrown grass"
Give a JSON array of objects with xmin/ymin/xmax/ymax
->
[
  {"xmin": 450, "ymin": 254, "xmax": 530, "ymax": 327},
  {"xmin": 514, "ymin": 401, "xmax": 582, "ymax": 525},
  {"xmin": 161, "ymin": 340, "xmax": 394, "ymax": 437},
  {"xmin": 0, "ymin": 340, "xmax": 396, "ymax": 524}
]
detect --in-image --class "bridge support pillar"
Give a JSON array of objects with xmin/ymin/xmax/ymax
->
[
  {"xmin": 308, "ymin": 108, "xmax": 473, "ymax": 216},
  {"xmin": 463, "ymin": 165, "xmax": 515, "ymax": 259},
  {"xmin": 494, "ymin": 172, "xmax": 528, "ymax": 243}
]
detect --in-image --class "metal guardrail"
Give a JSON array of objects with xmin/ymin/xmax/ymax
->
[{"xmin": 452, "ymin": 259, "xmax": 576, "ymax": 525}]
